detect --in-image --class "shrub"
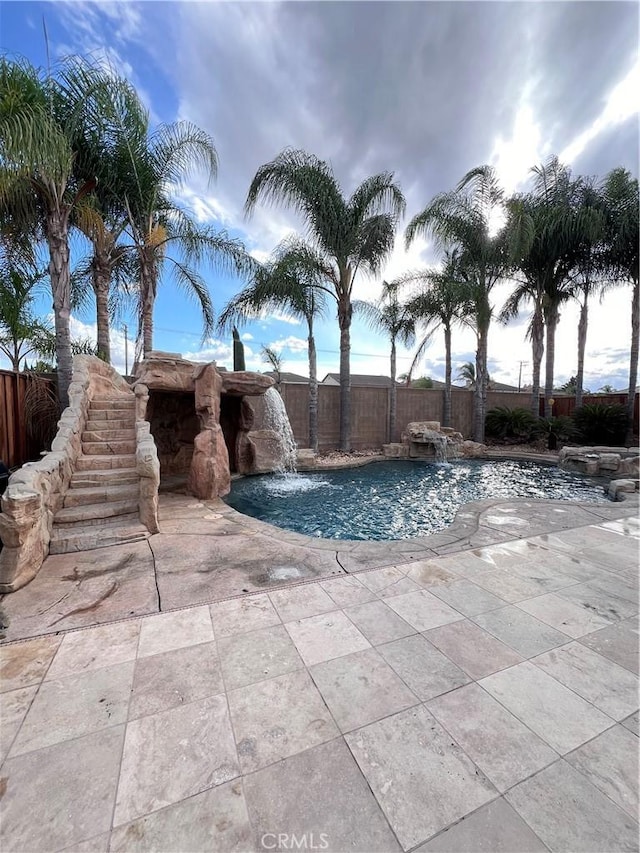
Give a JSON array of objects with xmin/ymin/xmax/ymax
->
[
  {"xmin": 485, "ymin": 406, "xmax": 537, "ymax": 441},
  {"xmin": 534, "ymin": 416, "xmax": 574, "ymax": 450},
  {"xmin": 572, "ymin": 403, "xmax": 628, "ymax": 446}
]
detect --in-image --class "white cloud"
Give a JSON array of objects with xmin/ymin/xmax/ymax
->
[
  {"xmin": 490, "ymin": 103, "xmax": 546, "ymax": 196},
  {"xmin": 560, "ymin": 60, "xmax": 640, "ymax": 165},
  {"xmin": 269, "ymin": 336, "xmax": 308, "ymax": 354}
]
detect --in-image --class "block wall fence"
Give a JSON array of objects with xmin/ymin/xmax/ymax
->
[{"xmin": 250, "ymin": 384, "xmax": 639, "ymax": 451}]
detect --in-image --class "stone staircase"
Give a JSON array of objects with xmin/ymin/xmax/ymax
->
[{"xmin": 50, "ymin": 395, "xmax": 151, "ymax": 554}]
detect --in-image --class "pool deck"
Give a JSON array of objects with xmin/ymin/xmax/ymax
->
[{"xmin": 0, "ymin": 491, "xmax": 638, "ymax": 851}]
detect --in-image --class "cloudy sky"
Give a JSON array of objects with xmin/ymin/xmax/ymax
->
[{"xmin": 2, "ymin": 1, "xmax": 638, "ymax": 389}]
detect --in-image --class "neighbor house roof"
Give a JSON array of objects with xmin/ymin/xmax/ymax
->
[
  {"xmin": 321, "ymin": 373, "xmax": 396, "ymax": 387},
  {"xmin": 264, "ymin": 371, "xmax": 309, "ymax": 384}
]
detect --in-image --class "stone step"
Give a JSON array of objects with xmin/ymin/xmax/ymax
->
[
  {"xmin": 63, "ymin": 484, "xmax": 139, "ymax": 508},
  {"xmin": 90, "ymin": 397, "xmax": 135, "ymax": 409},
  {"xmin": 54, "ymin": 499, "xmax": 139, "ymax": 526},
  {"xmin": 70, "ymin": 467, "xmax": 138, "ymax": 487},
  {"xmin": 75, "ymin": 454, "xmax": 137, "ymax": 471},
  {"xmin": 54, "ymin": 511, "xmax": 141, "ymax": 531},
  {"xmin": 86, "ymin": 408, "xmax": 136, "ymax": 422},
  {"xmin": 82, "ymin": 440, "xmax": 136, "ymax": 456},
  {"xmin": 85, "ymin": 419, "xmax": 135, "ymax": 432},
  {"xmin": 81, "ymin": 429, "xmax": 136, "ymax": 443},
  {"xmin": 49, "ymin": 523, "xmax": 150, "ymax": 555}
]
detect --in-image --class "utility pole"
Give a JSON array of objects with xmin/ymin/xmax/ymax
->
[
  {"xmin": 123, "ymin": 324, "xmax": 128, "ymax": 376},
  {"xmin": 518, "ymin": 360, "xmax": 528, "ymax": 392}
]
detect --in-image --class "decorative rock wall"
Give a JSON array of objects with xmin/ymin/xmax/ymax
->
[
  {"xmin": 133, "ymin": 353, "xmax": 276, "ymax": 500},
  {"xmin": 0, "ymin": 356, "xmax": 138, "ymax": 592},
  {"xmin": 558, "ymin": 445, "xmax": 640, "ymax": 501},
  {"xmin": 383, "ymin": 421, "xmax": 466, "ymax": 461}
]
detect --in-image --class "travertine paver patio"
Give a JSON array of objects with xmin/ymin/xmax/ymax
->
[{"xmin": 0, "ymin": 514, "xmax": 638, "ymax": 852}]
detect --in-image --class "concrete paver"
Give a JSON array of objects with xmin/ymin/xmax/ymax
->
[
  {"xmin": 114, "ymin": 693, "xmax": 239, "ymax": 826},
  {"xmin": 217, "ymin": 624, "xmax": 303, "ymax": 690},
  {"xmin": 579, "ymin": 616, "xmax": 640, "ymax": 673},
  {"xmin": 227, "ymin": 668, "xmax": 339, "ymax": 774},
  {"xmin": 343, "ymin": 598, "xmax": 416, "ymax": 645},
  {"xmin": 531, "ymin": 641, "xmax": 639, "ymax": 719},
  {"xmin": 243, "ymin": 739, "xmax": 401, "ymax": 852},
  {"xmin": 129, "ymin": 641, "xmax": 223, "ymax": 720},
  {"xmin": 566, "ymin": 725, "xmax": 639, "ymax": 820},
  {"xmin": 423, "ymin": 619, "xmax": 523, "ymax": 679},
  {"xmin": 505, "ymin": 760, "xmax": 639, "ymax": 852},
  {"xmin": 0, "ymin": 499, "xmax": 638, "ymax": 852},
  {"xmin": 1, "ymin": 727, "xmax": 124, "ymax": 851},
  {"xmin": 284, "ymin": 610, "xmax": 370, "ymax": 666},
  {"xmin": 427, "ymin": 683, "xmax": 557, "ymax": 792},
  {"xmin": 309, "ymin": 647, "xmax": 419, "ymax": 732},
  {"xmin": 110, "ymin": 782, "xmax": 254, "ymax": 853},
  {"xmin": 415, "ymin": 798, "xmax": 549, "ymax": 852},
  {"xmin": 472, "ymin": 605, "xmax": 570, "ymax": 657},
  {"xmin": 345, "ymin": 704, "xmax": 497, "ymax": 850},
  {"xmin": 480, "ymin": 660, "xmax": 613, "ymax": 754},
  {"xmin": 376, "ymin": 633, "xmax": 470, "ymax": 700}
]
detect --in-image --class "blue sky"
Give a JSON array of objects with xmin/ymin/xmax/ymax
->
[{"xmin": 1, "ymin": 1, "xmax": 638, "ymax": 389}]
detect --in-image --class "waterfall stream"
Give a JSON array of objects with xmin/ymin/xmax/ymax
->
[
  {"xmin": 420, "ymin": 429, "xmax": 448, "ymax": 463},
  {"xmin": 263, "ymin": 387, "xmax": 298, "ymax": 473}
]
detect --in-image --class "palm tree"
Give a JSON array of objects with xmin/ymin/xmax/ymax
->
[
  {"xmin": 71, "ymin": 71, "xmax": 148, "ymax": 363},
  {"xmin": 0, "ymin": 57, "xmax": 121, "ymax": 405},
  {"xmin": 245, "ymin": 149, "xmax": 405, "ymax": 451},
  {"xmin": 0, "ymin": 261, "xmax": 54, "ymax": 371},
  {"xmin": 355, "ymin": 281, "xmax": 416, "ymax": 441},
  {"xmin": 503, "ymin": 158, "xmax": 582, "ymax": 418},
  {"xmin": 406, "ymin": 165, "xmax": 509, "ymax": 442},
  {"xmin": 122, "ymin": 122, "xmax": 256, "ymax": 357},
  {"xmin": 456, "ymin": 361, "xmax": 476, "ymax": 386},
  {"xmin": 218, "ymin": 239, "xmax": 327, "ymax": 451},
  {"xmin": 397, "ymin": 250, "xmax": 471, "ymax": 427},
  {"xmin": 570, "ymin": 176, "xmax": 607, "ymax": 408},
  {"xmin": 601, "ymin": 167, "xmax": 639, "ymax": 443}
]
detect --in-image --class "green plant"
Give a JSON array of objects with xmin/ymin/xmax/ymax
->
[
  {"xmin": 485, "ymin": 406, "xmax": 538, "ymax": 440},
  {"xmin": 534, "ymin": 416, "xmax": 574, "ymax": 450},
  {"xmin": 412, "ymin": 376, "xmax": 434, "ymax": 389},
  {"xmin": 23, "ymin": 371, "xmax": 60, "ymax": 450},
  {"xmin": 232, "ymin": 327, "xmax": 246, "ymax": 371},
  {"xmin": 572, "ymin": 403, "xmax": 628, "ymax": 446}
]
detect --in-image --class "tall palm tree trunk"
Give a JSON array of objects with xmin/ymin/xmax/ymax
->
[
  {"xmin": 626, "ymin": 279, "xmax": 639, "ymax": 445},
  {"xmin": 308, "ymin": 324, "xmax": 318, "ymax": 452},
  {"xmin": 338, "ymin": 291, "xmax": 352, "ymax": 451},
  {"xmin": 443, "ymin": 324, "xmax": 452, "ymax": 427},
  {"xmin": 140, "ymin": 257, "xmax": 157, "ymax": 357},
  {"xmin": 93, "ymin": 255, "xmax": 112, "ymax": 363},
  {"xmin": 389, "ymin": 339, "xmax": 397, "ymax": 443},
  {"xmin": 473, "ymin": 322, "xmax": 489, "ymax": 443},
  {"xmin": 575, "ymin": 296, "xmax": 588, "ymax": 409},
  {"xmin": 47, "ymin": 208, "xmax": 73, "ymax": 408},
  {"xmin": 544, "ymin": 304, "xmax": 559, "ymax": 417},
  {"xmin": 530, "ymin": 304, "xmax": 544, "ymax": 418}
]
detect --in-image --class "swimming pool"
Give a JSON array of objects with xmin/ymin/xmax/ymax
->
[{"xmin": 224, "ymin": 459, "xmax": 608, "ymax": 541}]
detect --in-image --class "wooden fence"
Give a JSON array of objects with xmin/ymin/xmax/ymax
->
[{"xmin": 0, "ymin": 370, "xmax": 57, "ymax": 469}]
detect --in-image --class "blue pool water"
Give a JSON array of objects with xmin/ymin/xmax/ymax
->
[{"xmin": 224, "ymin": 459, "xmax": 608, "ymax": 541}]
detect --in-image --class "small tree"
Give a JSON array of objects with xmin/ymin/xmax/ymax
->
[
  {"xmin": 355, "ymin": 282, "xmax": 416, "ymax": 441},
  {"xmin": 218, "ymin": 239, "xmax": 328, "ymax": 451},
  {"xmin": 0, "ymin": 263, "xmax": 54, "ymax": 371},
  {"xmin": 261, "ymin": 345, "xmax": 283, "ymax": 385}
]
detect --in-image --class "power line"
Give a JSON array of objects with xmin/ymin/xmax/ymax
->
[{"xmin": 154, "ymin": 325, "xmax": 425, "ymax": 361}]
